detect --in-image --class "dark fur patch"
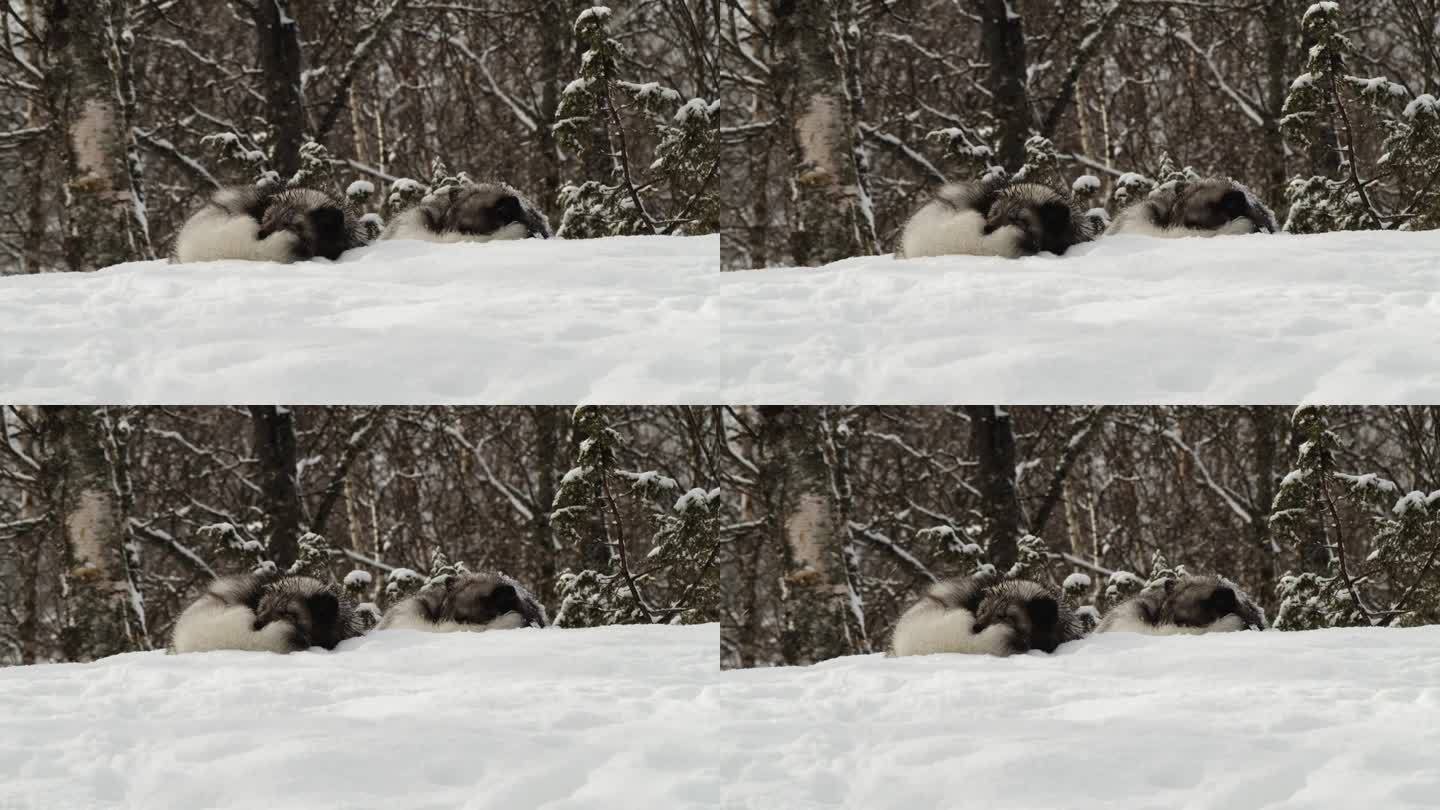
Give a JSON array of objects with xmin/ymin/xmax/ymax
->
[
  {"xmin": 927, "ymin": 573, "xmax": 1084, "ymax": 654},
  {"xmin": 1114, "ymin": 574, "xmax": 1266, "ymax": 631},
  {"xmin": 253, "ymin": 576, "xmax": 363, "ymax": 651},
  {"xmin": 986, "ymin": 183, "xmax": 1092, "ymax": 256}
]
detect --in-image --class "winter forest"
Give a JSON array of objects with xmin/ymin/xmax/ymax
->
[
  {"xmin": 0, "ymin": 0, "xmax": 718, "ymax": 274},
  {"xmin": 0, "ymin": 406, "xmax": 722, "ymax": 665},
  {"xmin": 720, "ymin": 406, "xmax": 1440, "ymax": 669},
  {"xmin": 718, "ymin": 0, "xmax": 1440, "ymax": 268}
]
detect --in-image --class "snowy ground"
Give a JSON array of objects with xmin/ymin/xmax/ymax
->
[
  {"xmin": 2, "ymin": 230, "xmax": 1439, "ymax": 402},
  {"xmin": 712, "ymin": 626, "xmax": 1440, "ymax": 810},
  {"xmin": 0, "ymin": 623, "xmax": 718, "ymax": 810},
  {"xmin": 3, "ymin": 624, "xmax": 1437, "ymax": 809}
]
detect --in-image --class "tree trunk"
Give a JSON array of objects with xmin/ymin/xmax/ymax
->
[
  {"xmin": 770, "ymin": 0, "xmax": 876, "ymax": 266},
  {"xmin": 1262, "ymin": 0, "xmax": 1291, "ymax": 207},
  {"xmin": 966, "ymin": 405, "xmax": 1023, "ymax": 573},
  {"xmin": 757, "ymin": 406, "xmax": 859, "ymax": 664},
  {"xmin": 534, "ymin": 0, "xmax": 569, "ymax": 219},
  {"xmin": 42, "ymin": 406, "xmax": 134, "ymax": 660},
  {"xmin": 976, "ymin": 0, "xmax": 1031, "ymax": 173},
  {"xmin": 532, "ymin": 405, "xmax": 560, "ymax": 602},
  {"xmin": 252, "ymin": 0, "xmax": 307, "ymax": 179},
  {"xmin": 1250, "ymin": 406, "xmax": 1281, "ymax": 597},
  {"xmin": 1299, "ymin": 24, "xmax": 1341, "ymax": 176},
  {"xmin": 249, "ymin": 406, "xmax": 304, "ymax": 570},
  {"xmin": 46, "ymin": 0, "xmax": 153, "ymax": 271}
]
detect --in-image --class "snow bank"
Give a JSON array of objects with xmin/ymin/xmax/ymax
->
[
  {"xmin": 0, "ymin": 235, "xmax": 717, "ymax": 404},
  {"xmin": 3, "ymin": 230, "xmax": 1439, "ymax": 402},
  {"xmin": 712, "ymin": 626, "xmax": 1440, "ymax": 809},
  {"xmin": 0, "ymin": 623, "xmax": 718, "ymax": 810}
]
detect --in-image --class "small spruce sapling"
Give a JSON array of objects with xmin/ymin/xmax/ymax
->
[
  {"xmin": 199, "ymin": 522, "xmax": 274, "ymax": 576},
  {"xmin": 1281, "ymin": 2, "xmax": 1440, "ymax": 232},
  {"xmin": 553, "ymin": 6, "xmax": 719, "ymax": 237}
]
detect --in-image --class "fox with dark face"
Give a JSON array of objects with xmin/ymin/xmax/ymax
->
[
  {"xmin": 1097, "ymin": 574, "xmax": 1266, "ymax": 635},
  {"xmin": 378, "ymin": 571, "xmax": 548, "ymax": 633},
  {"xmin": 1108, "ymin": 177, "xmax": 1278, "ymax": 238},
  {"xmin": 897, "ymin": 179, "xmax": 1095, "ymax": 259},
  {"xmin": 255, "ymin": 189, "xmax": 359, "ymax": 260},
  {"xmin": 889, "ymin": 572, "xmax": 1085, "ymax": 657},
  {"xmin": 170, "ymin": 574, "xmax": 365, "ymax": 654},
  {"xmin": 382, "ymin": 181, "xmax": 552, "ymax": 243},
  {"xmin": 170, "ymin": 186, "xmax": 363, "ymax": 263}
]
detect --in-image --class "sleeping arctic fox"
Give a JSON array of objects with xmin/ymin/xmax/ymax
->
[
  {"xmin": 890, "ymin": 572, "xmax": 1085, "ymax": 657},
  {"xmin": 171, "ymin": 574, "xmax": 365, "ymax": 653},
  {"xmin": 1097, "ymin": 574, "xmax": 1266, "ymax": 635},
  {"xmin": 378, "ymin": 571, "xmax": 548, "ymax": 633}
]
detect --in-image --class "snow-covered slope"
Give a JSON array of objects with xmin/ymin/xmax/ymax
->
[
  {"xmin": 2, "ymin": 230, "xmax": 1439, "ymax": 402},
  {"xmin": 0, "ymin": 235, "xmax": 717, "ymax": 404},
  {"xmin": 712, "ymin": 627, "xmax": 1440, "ymax": 809},
  {"xmin": 3, "ymin": 624, "xmax": 1437, "ymax": 809},
  {"xmin": 0, "ymin": 623, "xmax": 718, "ymax": 810}
]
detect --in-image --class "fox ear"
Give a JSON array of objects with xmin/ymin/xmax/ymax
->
[
  {"xmin": 1027, "ymin": 596, "xmax": 1059, "ymax": 628},
  {"xmin": 1218, "ymin": 189, "xmax": 1249, "ymax": 218},
  {"xmin": 1208, "ymin": 585, "xmax": 1238, "ymax": 615},
  {"xmin": 309, "ymin": 206, "xmax": 344, "ymax": 233},
  {"xmin": 1037, "ymin": 201, "xmax": 1072, "ymax": 235},
  {"xmin": 305, "ymin": 591, "xmax": 339, "ymax": 627},
  {"xmin": 495, "ymin": 195, "xmax": 525, "ymax": 224},
  {"xmin": 489, "ymin": 582, "xmax": 520, "ymax": 614}
]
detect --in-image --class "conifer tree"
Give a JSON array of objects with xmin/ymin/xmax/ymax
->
[
  {"xmin": 554, "ymin": 6, "xmax": 718, "ymax": 238},
  {"xmin": 1281, "ymin": 2, "xmax": 1440, "ymax": 232}
]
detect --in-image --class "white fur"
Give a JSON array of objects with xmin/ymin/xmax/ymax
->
[
  {"xmin": 1108, "ymin": 212, "xmax": 1259, "ymax": 239},
  {"xmin": 890, "ymin": 600, "xmax": 1017, "ymax": 657},
  {"xmin": 897, "ymin": 205, "xmax": 1025, "ymax": 259},
  {"xmin": 384, "ymin": 210, "xmax": 529, "ymax": 244},
  {"xmin": 377, "ymin": 598, "xmax": 528, "ymax": 633},
  {"xmin": 171, "ymin": 596, "xmax": 296, "ymax": 654},
  {"xmin": 1097, "ymin": 602, "xmax": 1247, "ymax": 635},
  {"xmin": 173, "ymin": 206, "xmax": 299, "ymax": 263}
]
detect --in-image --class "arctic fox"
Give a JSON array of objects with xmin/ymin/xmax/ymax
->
[
  {"xmin": 382, "ymin": 181, "xmax": 552, "ymax": 243},
  {"xmin": 1107, "ymin": 177, "xmax": 1278, "ymax": 238},
  {"xmin": 890, "ymin": 572, "xmax": 1085, "ymax": 657},
  {"xmin": 1097, "ymin": 574, "xmax": 1267, "ymax": 635},
  {"xmin": 171, "ymin": 186, "xmax": 363, "ymax": 263},
  {"xmin": 171, "ymin": 574, "xmax": 366, "ymax": 653},
  {"xmin": 378, "ymin": 571, "xmax": 548, "ymax": 633},
  {"xmin": 897, "ymin": 180, "xmax": 1095, "ymax": 259}
]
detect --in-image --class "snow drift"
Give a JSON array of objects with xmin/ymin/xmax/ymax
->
[
  {"xmin": 2, "ymin": 230, "xmax": 1439, "ymax": 402},
  {"xmin": 0, "ymin": 623, "xmax": 718, "ymax": 810},
  {"xmin": 712, "ymin": 626, "xmax": 1440, "ymax": 809}
]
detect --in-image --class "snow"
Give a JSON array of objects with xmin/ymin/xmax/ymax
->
[
  {"xmin": 619, "ymin": 81, "xmax": 682, "ymax": 105},
  {"xmin": 621, "ymin": 469, "xmax": 678, "ymax": 491},
  {"xmin": 346, "ymin": 180, "xmax": 375, "ymax": 197},
  {"xmin": 674, "ymin": 97, "xmax": 718, "ymax": 124},
  {"xmin": 1062, "ymin": 572, "xmax": 1092, "ymax": 590},
  {"xmin": 711, "ymin": 626, "xmax": 1440, "ymax": 808},
  {"xmin": 576, "ymin": 5, "xmax": 610, "ymax": 25},
  {"xmin": 1108, "ymin": 570, "xmax": 1143, "ymax": 588},
  {"xmin": 3, "ymin": 231, "xmax": 1440, "ymax": 403},
  {"xmin": 343, "ymin": 569, "xmax": 373, "ymax": 587},
  {"xmin": 0, "ymin": 623, "xmax": 717, "ymax": 810},
  {"xmin": 1403, "ymin": 93, "xmax": 1438, "ymax": 119},
  {"xmin": 1303, "ymin": 2, "xmax": 1338, "ymax": 23},
  {"xmin": 673, "ymin": 487, "xmax": 713, "ymax": 512}
]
